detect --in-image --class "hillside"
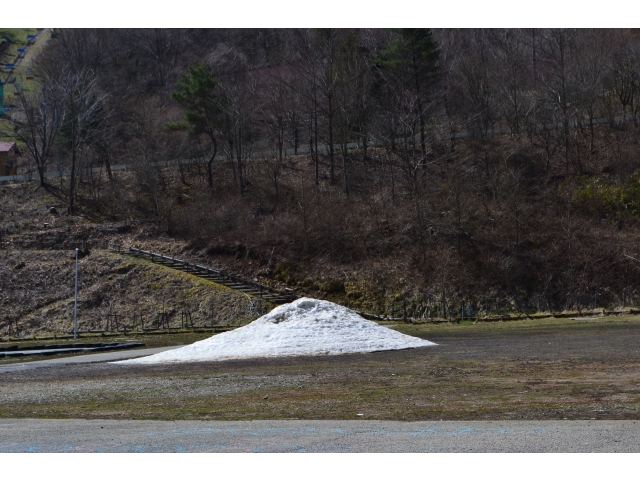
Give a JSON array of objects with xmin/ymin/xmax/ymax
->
[
  {"xmin": 3, "ymin": 29, "xmax": 640, "ymax": 337},
  {"xmin": 0, "ymin": 184, "xmax": 273, "ymax": 338}
]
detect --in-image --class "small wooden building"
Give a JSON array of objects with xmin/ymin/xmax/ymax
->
[{"xmin": 0, "ymin": 142, "xmax": 20, "ymax": 176}]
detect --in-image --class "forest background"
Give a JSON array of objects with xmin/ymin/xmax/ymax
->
[{"xmin": 4, "ymin": 27, "xmax": 640, "ymax": 320}]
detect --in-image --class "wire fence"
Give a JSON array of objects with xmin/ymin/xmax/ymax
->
[
  {"xmin": 1, "ymin": 308, "xmax": 247, "ymax": 338},
  {"xmin": 351, "ymin": 289, "xmax": 636, "ymax": 324}
]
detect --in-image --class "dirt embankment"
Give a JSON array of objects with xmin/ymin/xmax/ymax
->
[
  {"xmin": 0, "ymin": 183, "xmax": 402, "ymax": 338},
  {"xmin": 1, "ymin": 184, "xmax": 275, "ymax": 338},
  {"xmin": 1, "ymin": 249, "xmax": 268, "ymax": 337}
]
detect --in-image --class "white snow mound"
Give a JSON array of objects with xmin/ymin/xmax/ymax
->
[{"xmin": 115, "ymin": 297, "xmax": 436, "ymax": 364}]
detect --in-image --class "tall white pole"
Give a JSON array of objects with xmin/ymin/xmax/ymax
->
[{"xmin": 74, "ymin": 248, "xmax": 78, "ymax": 339}]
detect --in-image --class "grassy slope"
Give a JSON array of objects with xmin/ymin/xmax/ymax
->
[
  {"xmin": 0, "ymin": 184, "xmax": 272, "ymax": 340},
  {"xmin": 1, "ymin": 28, "xmax": 49, "ymax": 142},
  {"xmin": 0, "ymin": 28, "xmax": 43, "ymax": 93},
  {"xmin": 1, "ymin": 249, "xmax": 269, "ymax": 336}
]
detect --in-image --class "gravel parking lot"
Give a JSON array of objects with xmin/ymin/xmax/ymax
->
[
  {"xmin": 1, "ymin": 418, "xmax": 639, "ymax": 452},
  {"xmin": 1, "ymin": 317, "xmax": 639, "ymax": 423}
]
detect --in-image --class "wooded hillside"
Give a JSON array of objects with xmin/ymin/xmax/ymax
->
[{"xmin": 6, "ymin": 28, "xmax": 640, "ymax": 317}]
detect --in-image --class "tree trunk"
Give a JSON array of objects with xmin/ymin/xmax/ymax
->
[
  {"xmin": 236, "ymin": 132, "xmax": 244, "ymax": 196},
  {"xmin": 69, "ymin": 142, "xmax": 77, "ymax": 215},
  {"xmin": 37, "ymin": 160, "xmax": 46, "ymax": 188},
  {"xmin": 412, "ymin": 51, "xmax": 428, "ymax": 171},
  {"xmin": 328, "ymin": 94, "xmax": 335, "ymax": 185},
  {"xmin": 104, "ymin": 155, "xmax": 113, "ymax": 181},
  {"xmin": 342, "ymin": 140, "xmax": 349, "ymax": 196},
  {"xmin": 293, "ymin": 112, "xmax": 298, "ymax": 154},
  {"xmin": 362, "ymin": 125, "xmax": 368, "ymax": 160},
  {"xmin": 314, "ymin": 100, "xmax": 319, "ymax": 186},
  {"xmin": 207, "ymin": 137, "xmax": 218, "ymax": 189}
]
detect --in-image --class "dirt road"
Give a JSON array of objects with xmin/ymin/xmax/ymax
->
[{"xmin": 0, "ymin": 346, "xmax": 181, "ymax": 374}]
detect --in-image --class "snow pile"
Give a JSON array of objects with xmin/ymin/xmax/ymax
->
[{"xmin": 115, "ymin": 297, "xmax": 436, "ymax": 364}]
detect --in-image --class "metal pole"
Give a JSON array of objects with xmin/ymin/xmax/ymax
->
[{"xmin": 74, "ymin": 248, "xmax": 79, "ymax": 339}]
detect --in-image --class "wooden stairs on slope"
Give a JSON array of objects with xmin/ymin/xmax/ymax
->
[{"xmin": 119, "ymin": 247, "xmax": 296, "ymax": 305}]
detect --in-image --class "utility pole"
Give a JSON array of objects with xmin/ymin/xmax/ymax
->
[{"xmin": 74, "ymin": 248, "xmax": 78, "ymax": 339}]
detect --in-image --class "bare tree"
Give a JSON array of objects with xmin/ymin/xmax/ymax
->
[
  {"xmin": 261, "ymin": 71, "xmax": 294, "ymax": 202},
  {"xmin": 609, "ymin": 33, "xmax": 640, "ymax": 123},
  {"xmin": 56, "ymin": 68, "xmax": 111, "ymax": 214},
  {"xmin": 12, "ymin": 84, "xmax": 63, "ymax": 187},
  {"xmin": 490, "ymin": 29, "xmax": 530, "ymax": 135},
  {"xmin": 334, "ymin": 30, "xmax": 373, "ymax": 195},
  {"xmin": 573, "ymin": 30, "xmax": 609, "ymax": 156},
  {"xmin": 538, "ymin": 29, "xmax": 578, "ymax": 177},
  {"xmin": 457, "ymin": 29, "xmax": 498, "ymax": 177}
]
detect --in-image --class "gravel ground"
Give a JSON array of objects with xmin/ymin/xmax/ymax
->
[{"xmin": 0, "ymin": 317, "xmax": 639, "ymax": 422}]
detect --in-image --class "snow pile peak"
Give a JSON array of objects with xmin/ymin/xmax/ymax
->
[{"xmin": 115, "ymin": 298, "xmax": 436, "ymax": 364}]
